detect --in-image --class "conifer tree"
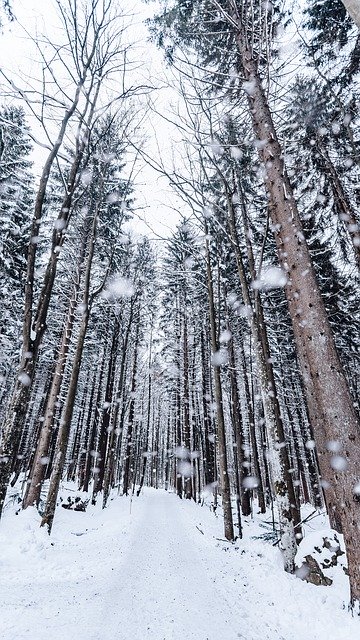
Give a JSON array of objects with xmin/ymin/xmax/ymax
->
[{"xmin": 0, "ymin": 105, "xmax": 33, "ymax": 383}]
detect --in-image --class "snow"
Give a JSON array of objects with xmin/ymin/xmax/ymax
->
[
  {"xmin": 17, "ymin": 372, "xmax": 31, "ymax": 386},
  {"xmin": 102, "ymin": 275, "xmax": 135, "ymax": 300},
  {"xmin": 0, "ymin": 489, "xmax": 358, "ymax": 640},
  {"xmin": 211, "ymin": 349, "xmax": 228, "ymax": 366},
  {"xmin": 330, "ymin": 455, "xmax": 349, "ymax": 472},
  {"xmin": 219, "ymin": 329, "xmax": 232, "ymax": 344},
  {"xmin": 252, "ymin": 266, "xmax": 288, "ymax": 291},
  {"xmin": 242, "ymin": 475, "xmax": 260, "ymax": 489}
]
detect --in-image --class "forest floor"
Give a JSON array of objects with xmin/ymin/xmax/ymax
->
[{"xmin": 0, "ymin": 487, "xmax": 359, "ymax": 640}]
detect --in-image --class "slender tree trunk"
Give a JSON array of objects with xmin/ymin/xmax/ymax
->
[
  {"xmin": 182, "ymin": 311, "xmax": 193, "ymax": 499},
  {"xmin": 164, "ymin": 416, "xmax": 171, "ymax": 491},
  {"xmin": 92, "ymin": 318, "xmax": 119, "ymax": 504},
  {"xmin": 136, "ymin": 329, "xmax": 153, "ymax": 498},
  {"xmin": 174, "ymin": 297, "xmax": 183, "ymax": 498},
  {"xmin": 204, "ymin": 225, "xmax": 234, "ymax": 541},
  {"xmin": 122, "ymin": 317, "xmax": 140, "ymax": 496},
  {"xmin": 225, "ymin": 307, "xmax": 251, "ymax": 517},
  {"xmin": 81, "ymin": 349, "xmax": 107, "ymax": 493},
  {"xmin": 102, "ymin": 302, "xmax": 136, "ymax": 503},
  {"xmin": 317, "ymin": 139, "xmax": 360, "ymax": 267},
  {"xmin": 200, "ymin": 327, "xmax": 215, "ymax": 486},
  {"xmin": 237, "ymin": 337, "xmax": 266, "ymax": 514},
  {"xmin": 23, "ymin": 264, "xmax": 84, "ymax": 509},
  {"xmin": 77, "ymin": 368, "xmax": 97, "ymax": 491}
]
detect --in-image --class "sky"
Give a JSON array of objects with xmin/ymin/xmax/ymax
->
[
  {"xmin": 0, "ymin": 0, "xmax": 307, "ymax": 245},
  {"xmin": 0, "ymin": 0, "xmax": 185, "ymax": 241}
]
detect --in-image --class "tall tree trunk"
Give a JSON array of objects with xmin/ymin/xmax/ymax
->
[
  {"xmin": 81, "ymin": 348, "xmax": 107, "ymax": 493},
  {"xmin": 237, "ymin": 336, "xmax": 266, "ymax": 514},
  {"xmin": 23, "ymin": 253, "xmax": 85, "ymax": 509},
  {"xmin": 200, "ymin": 327, "xmax": 215, "ymax": 486},
  {"xmin": 174, "ymin": 296, "xmax": 183, "ymax": 498},
  {"xmin": 224, "ymin": 303, "xmax": 251, "ymax": 517},
  {"xmin": 226, "ymin": 192, "xmax": 299, "ymax": 568},
  {"xmin": 317, "ymin": 138, "xmax": 360, "ymax": 268},
  {"xmin": 102, "ymin": 302, "xmax": 136, "ymax": 503},
  {"xmin": 40, "ymin": 208, "xmax": 98, "ymax": 532},
  {"xmin": 182, "ymin": 311, "xmax": 193, "ymax": 499},
  {"xmin": 236, "ymin": 27, "xmax": 360, "ymax": 603},
  {"xmin": 92, "ymin": 318, "xmax": 120, "ymax": 504},
  {"xmin": 136, "ymin": 327, "xmax": 153, "ymax": 498},
  {"xmin": 204, "ymin": 224, "xmax": 234, "ymax": 541},
  {"xmin": 122, "ymin": 317, "xmax": 140, "ymax": 496}
]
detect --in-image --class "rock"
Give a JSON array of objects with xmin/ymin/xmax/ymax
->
[{"xmin": 301, "ymin": 555, "xmax": 333, "ymax": 586}]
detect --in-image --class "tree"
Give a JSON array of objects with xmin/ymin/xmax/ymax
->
[
  {"xmin": 29, "ymin": 113, "xmax": 134, "ymax": 527},
  {"xmin": 150, "ymin": 0, "xmax": 360, "ymax": 605},
  {"xmin": 0, "ymin": 105, "xmax": 33, "ymax": 391}
]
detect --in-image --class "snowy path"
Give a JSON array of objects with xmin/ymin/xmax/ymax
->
[
  {"xmin": 0, "ymin": 489, "xmax": 358, "ymax": 640},
  {"xmin": 93, "ymin": 491, "xmax": 241, "ymax": 640}
]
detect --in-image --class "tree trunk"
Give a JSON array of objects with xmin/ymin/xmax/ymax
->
[
  {"xmin": 136, "ymin": 328, "xmax": 153, "ymax": 498},
  {"xmin": 122, "ymin": 316, "xmax": 140, "ymax": 496},
  {"xmin": 80, "ymin": 348, "xmax": 107, "ymax": 493},
  {"xmin": 182, "ymin": 311, "xmax": 193, "ymax": 499},
  {"xmin": 92, "ymin": 318, "xmax": 120, "ymax": 504},
  {"xmin": 317, "ymin": 138, "xmax": 360, "ymax": 267},
  {"xmin": 225, "ymin": 305, "xmax": 251, "ymax": 517},
  {"xmin": 341, "ymin": 0, "xmax": 360, "ymax": 27},
  {"xmin": 237, "ymin": 32, "xmax": 360, "ymax": 604},
  {"xmin": 23, "ymin": 263, "xmax": 84, "ymax": 509},
  {"xmin": 200, "ymin": 327, "xmax": 215, "ymax": 486},
  {"xmin": 40, "ymin": 208, "xmax": 98, "ymax": 532},
  {"xmin": 237, "ymin": 337, "xmax": 266, "ymax": 514},
  {"xmin": 226, "ymin": 192, "xmax": 299, "ymax": 568},
  {"xmin": 204, "ymin": 225, "xmax": 234, "ymax": 541}
]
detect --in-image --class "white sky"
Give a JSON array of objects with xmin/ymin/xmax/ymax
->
[{"xmin": 0, "ymin": 0, "xmax": 185, "ymax": 240}]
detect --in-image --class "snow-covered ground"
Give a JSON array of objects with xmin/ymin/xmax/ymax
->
[{"xmin": 0, "ymin": 488, "xmax": 358, "ymax": 640}]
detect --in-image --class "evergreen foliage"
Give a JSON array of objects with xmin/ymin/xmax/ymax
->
[{"xmin": 0, "ymin": 105, "xmax": 33, "ymax": 378}]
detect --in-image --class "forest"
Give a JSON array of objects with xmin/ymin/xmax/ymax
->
[{"xmin": 0, "ymin": 1, "xmax": 359, "ymax": 638}]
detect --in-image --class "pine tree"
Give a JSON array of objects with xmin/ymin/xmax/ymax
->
[{"xmin": 0, "ymin": 105, "xmax": 33, "ymax": 382}]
